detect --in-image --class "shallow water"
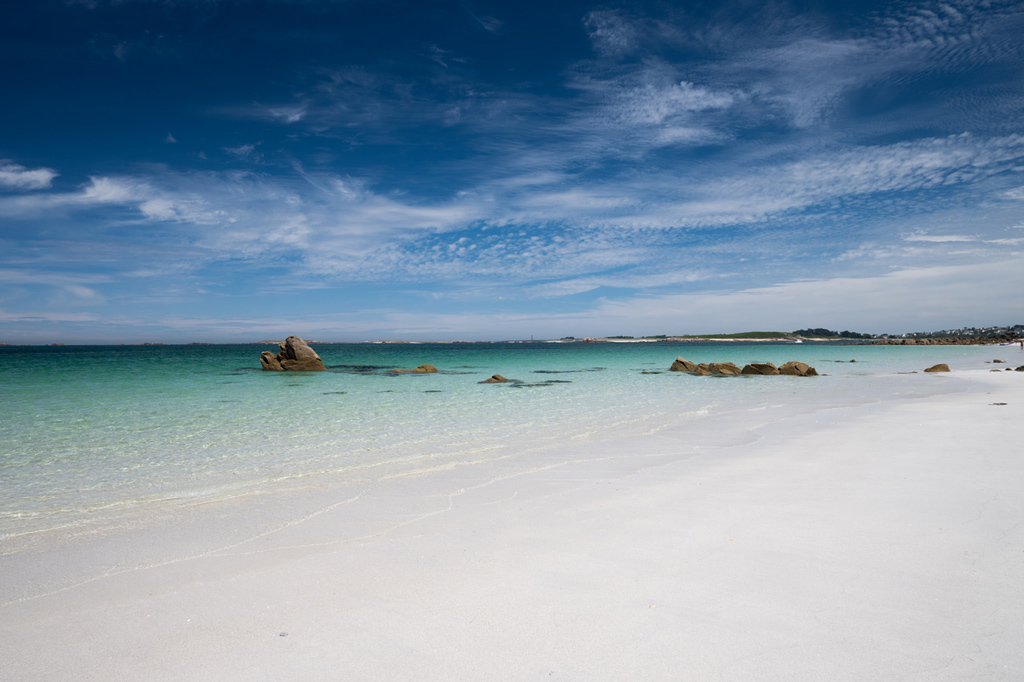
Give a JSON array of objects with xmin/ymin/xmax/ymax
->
[{"xmin": 0, "ymin": 341, "xmax": 1015, "ymax": 545}]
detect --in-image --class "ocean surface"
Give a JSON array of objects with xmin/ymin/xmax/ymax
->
[{"xmin": 1, "ymin": 341, "xmax": 1015, "ymax": 551}]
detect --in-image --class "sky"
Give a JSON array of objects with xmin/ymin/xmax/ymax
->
[{"xmin": 2, "ymin": 0, "xmax": 1023, "ymax": 343}]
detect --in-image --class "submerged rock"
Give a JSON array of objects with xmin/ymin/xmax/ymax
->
[
  {"xmin": 260, "ymin": 336, "xmax": 325, "ymax": 371},
  {"xmin": 480, "ymin": 374, "xmax": 511, "ymax": 383},
  {"xmin": 924, "ymin": 363, "xmax": 951, "ymax": 373},
  {"xmin": 389, "ymin": 363, "xmax": 439, "ymax": 374}
]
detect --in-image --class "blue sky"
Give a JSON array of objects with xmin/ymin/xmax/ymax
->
[{"xmin": 2, "ymin": 0, "xmax": 1023, "ymax": 342}]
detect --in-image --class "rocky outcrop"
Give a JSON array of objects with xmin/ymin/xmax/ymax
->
[
  {"xmin": 779, "ymin": 361, "xmax": 818, "ymax": 376},
  {"xmin": 708, "ymin": 362, "xmax": 742, "ymax": 376},
  {"xmin": 871, "ymin": 336, "xmax": 1012, "ymax": 345},
  {"xmin": 668, "ymin": 358, "xmax": 816, "ymax": 376},
  {"xmin": 670, "ymin": 357, "xmax": 696, "ymax": 372},
  {"xmin": 923, "ymin": 363, "xmax": 950, "ymax": 373},
  {"xmin": 389, "ymin": 363, "xmax": 439, "ymax": 374},
  {"xmin": 480, "ymin": 374, "xmax": 511, "ymax": 383},
  {"xmin": 260, "ymin": 336, "xmax": 325, "ymax": 371},
  {"xmin": 741, "ymin": 362, "xmax": 780, "ymax": 375}
]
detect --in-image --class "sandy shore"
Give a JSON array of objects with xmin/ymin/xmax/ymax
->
[{"xmin": 2, "ymin": 369, "xmax": 1022, "ymax": 681}]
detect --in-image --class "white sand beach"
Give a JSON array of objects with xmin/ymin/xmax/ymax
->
[{"xmin": 2, "ymin": 369, "xmax": 1022, "ymax": 681}]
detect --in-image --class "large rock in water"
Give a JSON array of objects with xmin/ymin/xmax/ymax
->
[
  {"xmin": 670, "ymin": 357, "xmax": 696, "ymax": 372},
  {"xmin": 708, "ymin": 362, "xmax": 742, "ymax": 376},
  {"xmin": 779, "ymin": 361, "xmax": 818, "ymax": 376},
  {"xmin": 741, "ymin": 362, "xmax": 780, "ymax": 375},
  {"xmin": 924, "ymin": 363, "xmax": 950, "ymax": 373},
  {"xmin": 260, "ymin": 336, "xmax": 325, "ymax": 371}
]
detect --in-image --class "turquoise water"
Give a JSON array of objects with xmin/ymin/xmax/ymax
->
[{"xmin": 0, "ymin": 341, "xmax": 1014, "ymax": 546}]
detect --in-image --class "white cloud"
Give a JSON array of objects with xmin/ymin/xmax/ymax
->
[
  {"xmin": 617, "ymin": 81, "xmax": 735, "ymax": 125},
  {"xmin": 224, "ymin": 144, "xmax": 256, "ymax": 158},
  {"xmin": 267, "ymin": 105, "xmax": 306, "ymax": 123},
  {"xmin": 578, "ymin": 258, "xmax": 1024, "ymax": 335},
  {"xmin": 0, "ymin": 161, "xmax": 58, "ymax": 191},
  {"xmin": 0, "ymin": 310, "xmax": 98, "ymax": 323},
  {"xmin": 904, "ymin": 233, "xmax": 975, "ymax": 242}
]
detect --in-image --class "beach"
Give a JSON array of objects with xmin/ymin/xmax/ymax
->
[{"xmin": 2, "ymin": 357, "xmax": 1022, "ymax": 681}]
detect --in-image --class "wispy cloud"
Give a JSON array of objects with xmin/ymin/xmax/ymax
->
[
  {"xmin": 0, "ymin": 161, "xmax": 58, "ymax": 191},
  {"xmin": 583, "ymin": 9, "xmax": 640, "ymax": 56}
]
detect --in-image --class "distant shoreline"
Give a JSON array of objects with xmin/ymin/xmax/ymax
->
[{"xmin": 2, "ymin": 334, "xmax": 1020, "ymax": 347}]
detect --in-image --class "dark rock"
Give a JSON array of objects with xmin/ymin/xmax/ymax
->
[
  {"xmin": 741, "ymin": 362, "xmax": 780, "ymax": 375},
  {"xmin": 669, "ymin": 357, "xmax": 696, "ymax": 372},
  {"xmin": 1016, "ymin": 366, "xmax": 1024, "ymax": 372},
  {"xmin": 923, "ymin": 363, "xmax": 950, "ymax": 373},
  {"xmin": 261, "ymin": 336, "xmax": 325, "ymax": 371},
  {"xmin": 480, "ymin": 374, "xmax": 511, "ymax": 383},
  {"xmin": 993, "ymin": 359, "xmax": 1005, "ymax": 363}
]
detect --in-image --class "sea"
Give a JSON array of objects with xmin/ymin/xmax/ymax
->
[{"xmin": 1, "ymin": 341, "xmax": 1016, "ymax": 554}]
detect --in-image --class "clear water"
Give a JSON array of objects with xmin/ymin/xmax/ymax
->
[{"xmin": 0, "ymin": 341, "xmax": 1012, "ymax": 546}]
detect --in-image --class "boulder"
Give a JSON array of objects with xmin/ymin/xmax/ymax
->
[
  {"xmin": 708, "ymin": 362, "xmax": 742, "ymax": 376},
  {"xmin": 741, "ymin": 362, "xmax": 780, "ymax": 375},
  {"xmin": 1016, "ymin": 365, "xmax": 1024, "ymax": 372},
  {"xmin": 923, "ymin": 363, "xmax": 950, "ymax": 373},
  {"xmin": 779, "ymin": 361, "xmax": 818, "ymax": 376},
  {"xmin": 480, "ymin": 374, "xmax": 511, "ymax": 383},
  {"xmin": 993, "ymin": 359, "xmax": 1005, "ymax": 363},
  {"xmin": 693, "ymin": 365, "xmax": 712, "ymax": 376},
  {"xmin": 670, "ymin": 357, "xmax": 697, "ymax": 372},
  {"xmin": 261, "ymin": 336, "xmax": 325, "ymax": 371}
]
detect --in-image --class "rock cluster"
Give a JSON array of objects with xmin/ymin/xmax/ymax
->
[
  {"xmin": 260, "ymin": 336, "xmax": 325, "ymax": 371},
  {"xmin": 872, "ymin": 337, "xmax": 1008, "ymax": 345},
  {"xmin": 388, "ymin": 364, "xmax": 439, "ymax": 374},
  {"xmin": 668, "ymin": 357, "xmax": 818, "ymax": 376}
]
